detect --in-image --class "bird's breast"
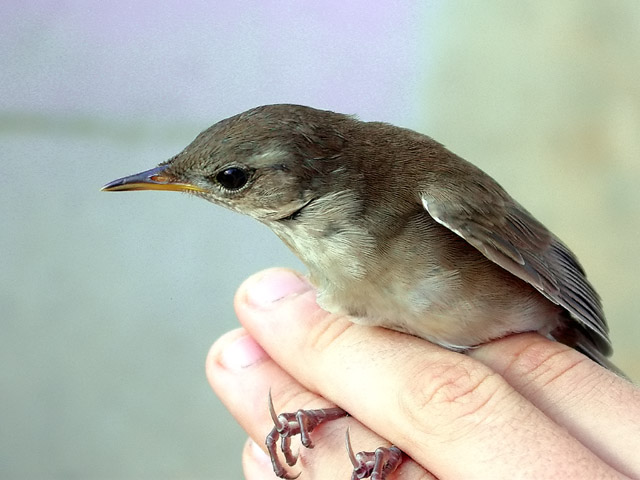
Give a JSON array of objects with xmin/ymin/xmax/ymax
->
[{"xmin": 271, "ymin": 201, "xmax": 559, "ymax": 349}]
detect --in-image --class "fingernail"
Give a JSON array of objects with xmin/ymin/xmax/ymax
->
[
  {"xmin": 246, "ymin": 269, "xmax": 312, "ymax": 308},
  {"xmin": 220, "ymin": 334, "xmax": 268, "ymax": 370}
]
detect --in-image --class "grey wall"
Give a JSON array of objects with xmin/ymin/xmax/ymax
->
[{"xmin": 2, "ymin": 1, "xmax": 638, "ymax": 478}]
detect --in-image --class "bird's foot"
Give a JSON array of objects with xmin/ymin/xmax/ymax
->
[
  {"xmin": 345, "ymin": 428, "xmax": 403, "ymax": 480},
  {"xmin": 265, "ymin": 391, "xmax": 349, "ymax": 478}
]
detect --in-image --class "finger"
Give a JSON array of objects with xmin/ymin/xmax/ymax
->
[
  {"xmin": 469, "ymin": 333, "xmax": 640, "ymax": 478},
  {"xmin": 207, "ymin": 328, "xmax": 349, "ymax": 479},
  {"xmin": 206, "ymin": 328, "xmax": 431, "ymax": 479},
  {"xmin": 243, "ymin": 439, "xmax": 279, "ymax": 480},
  {"xmin": 234, "ymin": 268, "xmax": 624, "ymax": 479},
  {"xmin": 240, "ymin": 433, "xmax": 430, "ymax": 480}
]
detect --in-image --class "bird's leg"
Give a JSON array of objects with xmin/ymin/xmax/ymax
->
[
  {"xmin": 265, "ymin": 391, "xmax": 349, "ymax": 478},
  {"xmin": 346, "ymin": 428, "xmax": 403, "ymax": 480}
]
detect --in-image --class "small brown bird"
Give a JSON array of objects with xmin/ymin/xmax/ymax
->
[{"xmin": 103, "ymin": 104, "xmax": 621, "ymax": 479}]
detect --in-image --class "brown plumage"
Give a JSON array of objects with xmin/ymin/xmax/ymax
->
[
  {"xmin": 103, "ymin": 104, "xmax": 623, "ymax": 479},
  {"xmin": 103, "ymin": 104, "xmax": 617, "ymax": 373}
]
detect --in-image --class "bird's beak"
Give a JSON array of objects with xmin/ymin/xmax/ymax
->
[{"xmin": 101, "ymin": 165, "xmax": 206, "ymax": 193}]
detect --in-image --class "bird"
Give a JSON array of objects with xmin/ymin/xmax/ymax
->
[{"xmin": 102, "ymin": 104, "xmax": 621, "ymax": 479}]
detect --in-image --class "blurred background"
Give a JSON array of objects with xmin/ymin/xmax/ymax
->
[{"xmin": 2, "ymin": 1, "xmax": 638, "ymax": 478}]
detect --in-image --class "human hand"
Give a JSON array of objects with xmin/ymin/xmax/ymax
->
[{"xmin": 207, "ymin": 268, "xmax": 640, "ymax": 479}]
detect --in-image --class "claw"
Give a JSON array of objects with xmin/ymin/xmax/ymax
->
[
  {"xmin": 264, "ymin": 391, "xmax": 349, "ymax": 478},
  {"xmin": 344, "ymin": 430, "xmax": 404, "ymax": 480},
  {"xmin": 345, "ymin": 427, "xmax": 358, "ymax": 467},
  {"xmin": 268, "ymin": 389, "xmax": 279, "ymax": 425}
]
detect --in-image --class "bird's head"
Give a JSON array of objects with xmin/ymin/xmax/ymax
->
[{"xmin": 102, "ymin": 104, "xmax": 353, "ymax": 224}]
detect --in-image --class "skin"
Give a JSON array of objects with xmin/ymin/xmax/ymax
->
[{"xmin": 207, "ymin": 268, "xmax": 640, "ymax": 480}]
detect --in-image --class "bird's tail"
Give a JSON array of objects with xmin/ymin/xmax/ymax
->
[
  {"xmin": 550, "ymin": 321, "xmax": 628, "ymax": 380},
  {"xmin": 572, "ymin": 338, "xmax": 628, "ymax": 380}
]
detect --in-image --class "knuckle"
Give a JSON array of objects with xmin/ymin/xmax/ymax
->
[
  {"xmin": 306, "ymin": 311, "xmax": 357, "ymax": 354},
  {"xmin": 503, "ymin": 339, "xmax": 590, "ymax": 388},
  {"xmin": 398, "ymin": 357, "xmax": 504, "ymax": 438}
]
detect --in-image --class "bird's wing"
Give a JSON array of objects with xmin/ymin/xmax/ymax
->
[{"xmin": 420, "ymin": 178, "xmax": 611, "ymax": 356}]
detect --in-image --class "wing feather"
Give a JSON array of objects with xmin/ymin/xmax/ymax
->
[{"xmin": 421, "ymin": 185, "xmax": 611, "ymax": 356}]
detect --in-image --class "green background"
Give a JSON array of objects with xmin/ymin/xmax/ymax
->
[{"xmin": 2, "ymin": 1, "xmax": 638, "ymax": 478}]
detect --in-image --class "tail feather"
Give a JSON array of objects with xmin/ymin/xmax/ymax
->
[
  {"xmin": 573, "ymin": 339, "xmax": 628, "ymax": 379},
  {"xmin": 551, "ymin": 319, "xmax": 627, "ymax": 379}
]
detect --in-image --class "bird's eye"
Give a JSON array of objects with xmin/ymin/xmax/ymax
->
[{"xmin": 215, "ymin": 167, "xmax": 249, "ymax": 191}]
